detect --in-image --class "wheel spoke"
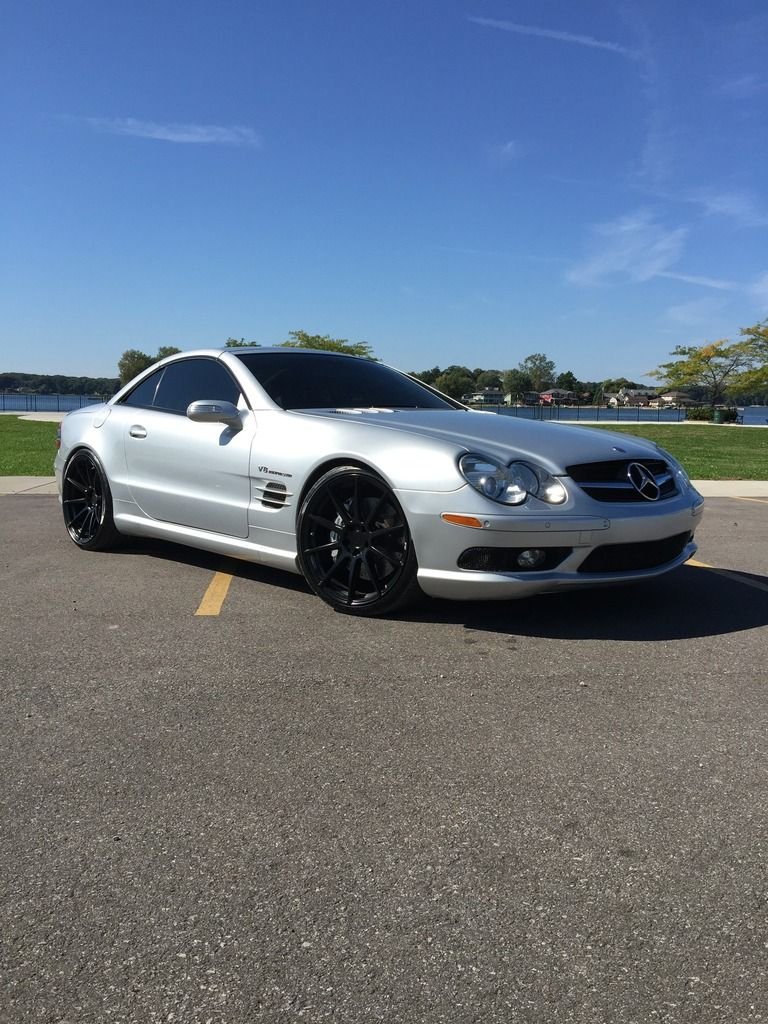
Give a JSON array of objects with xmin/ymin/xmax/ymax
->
[
  {"xmin": 350, "ymin": 474, "xmax": 361, "ymax": 522},
  {"xmin": 307, "ymin": 512, "xmax": 338, "ymax": 532},
  {"xmin": 344, "ymin": 556, "xmax": 362, "ymax": 605},
  {"xmin": 319, "ymin": 552, "xmax": 350, "ymax": 585},
  {"xmin": 370, "ymin": 544, "xmax": 403, "ymax": 570},
  {"xmin": 363, "ymin": 490, "xmax": 388, "ymax": 527},
  {"xmin": 370, "ymin": 523, "xmax": 405, "ymax": 540},
  {"xmin": 326, "ymin": 484, "xmax": 352, "ymax": 526},
  {"xmin": 361, "ymin": 552, "xmax": 383, "ymax": 598},
  {"xmin": 83, "ymin": 508, "xmax": 98, "ymax": 539},
  {"xmin": 304, "ymin": 540, "xmax": 340, "ymax": 556}
]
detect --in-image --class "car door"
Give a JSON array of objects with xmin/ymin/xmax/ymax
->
[{"xmin": 118, "ymin": 357, "xmax": 253, "ymax": 537}]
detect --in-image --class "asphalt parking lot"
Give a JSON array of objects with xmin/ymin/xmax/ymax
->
[{"xmin": 2, "ymin": 495, "xmax": 767, "ymax": 1023}]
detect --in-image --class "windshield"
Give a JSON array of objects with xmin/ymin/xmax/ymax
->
[{"xmin": 235, "ymin": 351, "xmax": 462, "ymax": 411}]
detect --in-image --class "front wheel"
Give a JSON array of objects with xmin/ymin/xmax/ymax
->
[
  {"xmin": 297, "ymin": 466, "xmax": 421, "ymax": 615},
  {"xmin": 61, "ymin": 450, "xmax": 121, "ymax": 551}
]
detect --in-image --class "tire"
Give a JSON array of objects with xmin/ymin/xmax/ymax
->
[
  {"xmin": 297, "ymin": 466, "xmax": 421, "ymax": 616},
  {"xmin": 61, "ymin": 449, "xmax": 122, "ymax": 551}
]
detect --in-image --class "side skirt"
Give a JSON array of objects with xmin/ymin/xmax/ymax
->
[{"xmin": 114, "ymin": 513, "xmax": 301, "ymax": 574}]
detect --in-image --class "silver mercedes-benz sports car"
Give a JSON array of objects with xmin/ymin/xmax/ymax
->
[{"xmin": 55, "ymin": 348, "xmax": 704, "ymax": 615}]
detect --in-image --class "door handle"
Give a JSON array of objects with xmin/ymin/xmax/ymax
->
[{"xmin": 129, "ymin": 425, "xmax": 147, "ymax": 439}]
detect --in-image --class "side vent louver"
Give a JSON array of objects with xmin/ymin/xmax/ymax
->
[{"xmin": 262, "ymin": 481, "xmax": 288, "ymax": 509}]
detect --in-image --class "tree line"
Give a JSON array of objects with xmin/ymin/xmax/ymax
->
[
  {"xmin": 0, "ymin": 371, "xmax": 120, "ymax": 396},
  {"xmin": 118, "ymin": 319, "xmax": 768, "ymax": 406},
  {"xmin": 116, "ymin": 336, "xmax": 645, "ymax": 400},
  {"xmin": 6, "ymin": 320, "xmax": 766, "ymax": 406},
  {"xmin": 117, "ymin": 331, "xmax": 374, "ymax": 384},
  {"xmin": 410, "ymin": 355, "xmax": 610, "ymax": 403},
  {"xmin": 410, "ymin": 321, "xmax": 768, "ymax": 406}
]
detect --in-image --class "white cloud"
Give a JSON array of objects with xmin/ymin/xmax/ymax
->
[
  {"xmin": 750, "ymin": 272, "xmax": 768, "ymax": 308},
  {"xmin": 665, "ymin": 297, "xmax": 727, "ymax": 326},
  {"xmin": 566, "ymin": 210, "xmax": 687, "ymax": 286},
  {"xmin": 84, "ymin": 117, "xmax": 260, "ymax": 147},
  {"xmin": 657, "ymin": 271, "xmax": 739, "ymax": 291},
  {"xmin": 435, "ymin": 245, "xmax": 566, "ymax": 264},
  {"xmin": 690, "ymin": 188, "xmax": 768, "ymax": 228},
  {"xmin": 467, "ymin": 17, "xmax": 638, "ymax": 58},
  {"xmin": 716, "ymin": 74, "xmax": 768, "ymax": 99},
  {"xmin": 493, "ymin": 140, "xmax": 522, "ymax": 162}
]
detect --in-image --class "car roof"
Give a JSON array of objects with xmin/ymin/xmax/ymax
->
[{"xmin": 221, "ymin": 347, "xmax": 364, "ymax": 358}]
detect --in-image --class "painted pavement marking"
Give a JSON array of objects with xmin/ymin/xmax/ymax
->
[
  {"xmin": 688, "ymin": 558, "xmax": 768, "ymax": 595},
  {"xmin": 195, "ymin": 572, "xmax": 234, "ymax": 616}
]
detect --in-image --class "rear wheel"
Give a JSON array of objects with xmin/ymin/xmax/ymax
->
[
  {"xmin": 297, "ymin": 466, "xmax": 420, "ymax": 615},
  {"xmin": 61, "ymin": 450, "xmax": 121, "ymax": 550}
]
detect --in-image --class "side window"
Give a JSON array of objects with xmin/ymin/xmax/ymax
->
[
  {"xmin": 121, "ymin": 368, "xmax": 164, "ymax": 409},
  {"xmin": 152, "ymin": 358, "xmax": 242, "ymax": 415}
]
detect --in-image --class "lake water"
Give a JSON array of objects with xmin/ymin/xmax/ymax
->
[
  {"xmin": 494, "ymin": 405, "xmax": 768, "ymax": 427},
  {"xmin": 740, "ymin": 406, "xmax": 768, "ymax": 427},
  {"xmin": 1, "ymin": 392, "xmax": 767, "ymax": 425}
]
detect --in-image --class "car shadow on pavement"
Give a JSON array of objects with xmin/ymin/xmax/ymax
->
[
  {"xmin": 119, "ymin": 540, "xmax": 767, "ymax": 641},
  {"xmin": 118, "ymin": 537, "xmax": 315, "ymax": 595},
  {"xmin": 404, "ymin": 565, "xmax": 768, "ymax": 642}
]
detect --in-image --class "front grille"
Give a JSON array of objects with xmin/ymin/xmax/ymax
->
[
  {"xmin": 577, "ymin": 532, "xmax": 691, "ymax": 573},
  {"xmin": 566, "ymin": 458, "xmax": 676, "ymax": 502},
  {"xmin": 458, "ymin": 547, "xmax": 572, "ymax": 572}
]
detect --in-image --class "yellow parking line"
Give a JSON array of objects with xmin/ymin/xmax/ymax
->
[
  {"xmin": 195, "ymin": 571, "xmax": 234, "ymax": 616},
  {"xmin": 689, "ymin": 558, "xmax": 768, "ymax": 594},
  {"xmin": 732, "ymin": 496, "xmax": 768, "ymax": 505}
]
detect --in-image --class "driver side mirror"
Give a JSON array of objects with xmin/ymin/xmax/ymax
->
[{"xmin": 186, "ymin": 400, "xmax": 242, "ymax": 431}]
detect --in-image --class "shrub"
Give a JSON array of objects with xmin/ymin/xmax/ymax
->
[
  {"xmin": 686, "ymin": 406, "xmax": 713, "ymax": 421},
  {"xmin": 686, "ymin": 406, "xmax": 739, "ymax": 423}
]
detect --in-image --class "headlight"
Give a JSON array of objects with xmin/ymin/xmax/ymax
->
[
  {"xmin": 459, "ymin": 454, "xmax": 567, "ymax": 506},
  {"xmin": 655, "ymin": 445, "xmax": 691, "ymax": 489}
]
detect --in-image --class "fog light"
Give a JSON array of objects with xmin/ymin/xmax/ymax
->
[
  {"xmin": 517, "ymin": 548, "xmax": 546, "ymax": 569},
  {"xmin": 543, "ymin": 481, "xmax": 566, "ymax": 504}
]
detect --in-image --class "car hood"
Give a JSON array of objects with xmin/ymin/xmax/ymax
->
[{"xmin": 299, "ymin": 409, "xmax": 660, "ymax": 474}]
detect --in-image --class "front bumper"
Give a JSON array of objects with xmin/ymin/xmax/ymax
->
[{"xmin": 399, "ymin": 485, "xmax": 704, "ymax": 602}]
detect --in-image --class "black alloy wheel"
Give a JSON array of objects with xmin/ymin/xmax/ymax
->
[
  {"xmin": 297, "ymin": 466, "xmax": 420, "ymax": 615},
  {"xmin": 61, "ymin": 450, "xmax": 121, "ymax": 550}
]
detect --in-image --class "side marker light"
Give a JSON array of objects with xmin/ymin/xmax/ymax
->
[{"xmin": 441, "ymin": 513, "xmax": 484, "ymax": 529}]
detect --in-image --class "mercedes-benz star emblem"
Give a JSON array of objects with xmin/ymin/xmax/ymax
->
[{"xmin": 627, "ymin": 462, "xmax": 661, "ymax": 501}]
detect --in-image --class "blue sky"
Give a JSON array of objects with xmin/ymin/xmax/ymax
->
[{"xmin": 2, "ymin": 0, "xmax": 768, "ymax": 383}]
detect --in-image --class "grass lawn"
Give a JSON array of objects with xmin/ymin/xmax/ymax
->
[
  {"xmin": 0, "ymin": 416, "xmax": 59, "ymax": 475},
  {"xmin": 586, "ymin": 424, "xmax": 768, "ymax": 480}
]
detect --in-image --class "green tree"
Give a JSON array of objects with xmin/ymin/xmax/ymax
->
[
  {"xmin": 476, "ymin": 369, "xmax": 503, "ymax": 390},
  {"xmin": 650, "ymin": 337, "xmax": 758, "ymax": 406},
  {"xmin": 118, "ymin": 349, "xmax": 154, "ymax": 386},
  {"xmin": 117, "ymin": 346, "xmax": 182, "ymax": 385},
  {"xmin": 224, "ymin": 337, "xmax": 258, "ymax": 348},
  {"xmin": 501, "ymin": 368, "xmax": 533, "ymax": 399},
  {"xmin": 602, "ymin": 377, "xmax": 644, "ymax": 393},
  {"xmin": 434, "ymin": 366, "xmax": 475, "ymax": 399},
  {"xmin": 732, "ymin": 319, "xmax": 768, "ymax": 396},
  {"xmin": 518, "ymin": 353, "xmax": 555, "ymax": 392},
  {"xmin": 410, "ymin": 366, "xmax": 441, "ymax": 385},
  {"xmin": 282, "ymin": 330, "xmax": 376, "ymax": 358},
  {"xmin": 555, "ymin": 370, "xmax": 580, "ymax": 392}
]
